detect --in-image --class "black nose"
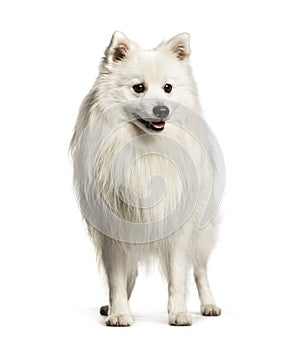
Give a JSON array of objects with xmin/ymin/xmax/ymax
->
[{"xmin": 153, "ymin": 105, "xmax": 169, "ymax": 119}]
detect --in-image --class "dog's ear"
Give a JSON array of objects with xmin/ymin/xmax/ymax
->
[
  {"xmin": 165, "ymin": 33, "xmax": 190, "ymax": 61},
  {"xmin": 104, "ymin": 31, "xmax": 135, "ymax": 63}
]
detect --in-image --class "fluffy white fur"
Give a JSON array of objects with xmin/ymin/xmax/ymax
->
[{"xmin": 70, "ymin": 32, "xmax": 221, "ymax": 326}]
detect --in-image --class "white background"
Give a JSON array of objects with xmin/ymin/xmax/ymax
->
[{"xmin": 1, "ymin": 0, "xmax": 300, "ymax": 339}]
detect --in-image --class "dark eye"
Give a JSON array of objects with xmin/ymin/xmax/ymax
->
[
  {"xmin": 132, "ymin": 83, "xmax": 145, "ymax": 93},
  {"xmin": 164, "ymin": 83, "xmax": 172, "ymax": 93}
]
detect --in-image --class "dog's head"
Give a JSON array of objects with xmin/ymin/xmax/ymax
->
[{"xmin": 98, "ymin": 32, "xmax": 199, "ymax": 133}]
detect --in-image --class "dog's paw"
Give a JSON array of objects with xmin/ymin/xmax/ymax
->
[
  {"xmin": 201, "ymin": 304, "xmax": 221, "ymax": 316},
  {"xmin": 105, "ymin": 314, "xmax": 133, "ymax": 327},
  {"xmin": 169, "ymin": 312, "xmax": 192, "ymax": 326},
  {"xmin": 99, "ymin": 305, "xmax": 109, "ymax": 316}
]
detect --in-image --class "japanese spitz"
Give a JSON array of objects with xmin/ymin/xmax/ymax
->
[{"xmin": 70, "ymin": 32, "xmax": 221, "ymax": 326}]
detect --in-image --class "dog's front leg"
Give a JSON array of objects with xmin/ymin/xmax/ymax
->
[
  {"xmin": 165, "ymin": 245, "xmax": 192, "ymax": 326},
  {"xmin": 102, "ymin": 244, "xmax": 132, "ymax": 326}
]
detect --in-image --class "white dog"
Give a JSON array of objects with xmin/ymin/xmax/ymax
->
[{"xmin": 70, "ymin": 32, "xmax": 221, "ymax": 326}]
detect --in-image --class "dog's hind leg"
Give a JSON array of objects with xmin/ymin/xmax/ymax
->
[
  {"xmin": 193, "ymin": 264, "xmax": 221, "ymax": 316},
  {"xmin": 99, "ymin": 305, "xmax": 109, "ymax": 316}
]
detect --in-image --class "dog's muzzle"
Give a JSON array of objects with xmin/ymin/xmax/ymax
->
[{"xmin": 134, "ymin": 105, "xmax": 169, "ymax": 131}]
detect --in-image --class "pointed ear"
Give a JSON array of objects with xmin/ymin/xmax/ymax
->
[
  {"xmin": 105, "ymin": 31, "xmax": 135, "ymax": 63},
  {"xmin": 165, "ymin": 33, "xmax": 190, "ymax": 61}
]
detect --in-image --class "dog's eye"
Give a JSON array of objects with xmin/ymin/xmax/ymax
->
[
  {"xmin": 132, "ymin": 83, "xmax": 145, "ymax": 93},
  {"xmin": 163, "ymin": 83, "xmax": 172, "ymax": 93}
]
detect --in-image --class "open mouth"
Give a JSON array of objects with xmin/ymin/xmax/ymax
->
[{"xmin": 134, "ymin": 114, "xmax": 166, "ymax": 131}]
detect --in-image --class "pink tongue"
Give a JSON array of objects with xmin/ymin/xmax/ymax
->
[{"xmin": 150, "ymin": 121, "xmax": 165, "ymax": 129}]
